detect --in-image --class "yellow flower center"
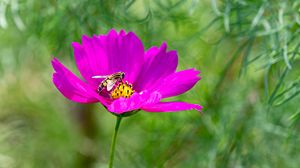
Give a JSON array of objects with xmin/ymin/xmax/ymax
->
[{"xmin": 110, "ymin": 81, "xmax": 134, "ymax": 99}]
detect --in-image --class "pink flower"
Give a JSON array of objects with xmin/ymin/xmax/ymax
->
[{"xmin": 51, "ymin": 29, "xmax": 202, "ymax": 115}]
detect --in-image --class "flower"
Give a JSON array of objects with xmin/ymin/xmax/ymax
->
[{"xmin": 51, "ymin": 29, "xmax": 202, "ymax": 115}]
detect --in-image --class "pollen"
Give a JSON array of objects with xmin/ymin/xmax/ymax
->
[{"xmin": 110, "ymin": 81, "xmax": 134, "ymax": 99}]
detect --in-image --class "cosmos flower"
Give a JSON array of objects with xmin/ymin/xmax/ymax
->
[{"xmin": 51, "ymin": 29, "xmax": 202, "ymax": 115}]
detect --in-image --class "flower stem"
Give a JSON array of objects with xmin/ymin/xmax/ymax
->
[{"xmin": 108, "ymin": 115, "xmax": 122, "ymax": 168}]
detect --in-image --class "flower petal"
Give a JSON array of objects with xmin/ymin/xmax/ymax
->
[
  {"xmin": 51, "ymin": 58, "xmax": 108, "ymax": 105},
  {"xmin": 152, "ymin": 68, "xmax": 201, "ymax": 98},
  {"xmin": 134, "ymin": 42, "xmax": 178, "ymax": 92},
  {"xmin": 72, "ymin": 36, "xmax": 107, "ymax": 88},
  {"xmin": 72, "ymin": 29, "xmax": 144, "ymax": 86},
  {"xmin": 108, "ymin": 91, "xmax": 162, "ymax": 114},
  {"xmin": 142, "ymin": 102, "xmax": 202, "ymax": 112}
]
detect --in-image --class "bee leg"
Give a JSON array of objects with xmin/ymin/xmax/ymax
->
[{"xmin": 97, "ymin": 86, "xmax": 103, "ymax": 94}]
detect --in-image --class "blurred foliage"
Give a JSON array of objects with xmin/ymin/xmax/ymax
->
[{"xmin": 0, "ymin": 0, "xmax": 300, "ymax": 167}]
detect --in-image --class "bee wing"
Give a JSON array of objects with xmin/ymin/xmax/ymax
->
[
  {"xmin": 92, "ymin": 75, "xmax": 108, "ymax": 79},
  {"xmin": 106, "ymin": 79, "xmax": 117, "ymax": 91}
]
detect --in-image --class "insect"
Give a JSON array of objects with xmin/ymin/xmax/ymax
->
[{"xmin": 92, "ymin": 72, "xmax": 125, "ymax": 93}]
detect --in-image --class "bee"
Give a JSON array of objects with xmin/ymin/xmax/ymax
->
[{"xmin": 92, "ymin": 72, "xmax": 125, "ymax": 93}]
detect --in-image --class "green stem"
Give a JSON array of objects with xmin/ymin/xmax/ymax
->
[{"xmin": 108, "ymin": 116, "xmax": 122, "ymax": 168}]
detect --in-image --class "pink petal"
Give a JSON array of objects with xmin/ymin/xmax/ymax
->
[
  {"xmin": 142, "ymin": 102, "xmax": 202, "ymax": 112},
  {"xmin": 108, "ymin": 91, "xmax": 162, "ymax": 114},
  {"xmin": 134, "ymin": 42, "xmax": 178, "ymax": 92},
  {"xmin": 152, "ymin": 68, "xmax": 201, "ymax": 98},
  {"xmin": 51, "ymin": 58, "xmax": 108, "ymax": 105},
  {"xmin": 72, "ymin": 29, "xmax": 144, "ymax": 86},
  {"xmin": 72, "ymin": 36, "xmax": 107, "ymax": 88}
]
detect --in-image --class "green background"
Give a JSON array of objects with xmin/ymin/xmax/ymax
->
[{"xmin": 0, "ymin": 0, "xmax": 300, "ymax": 167}]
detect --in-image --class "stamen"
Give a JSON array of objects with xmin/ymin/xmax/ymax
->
[{"xmin": 111, "ymin": 82, "xmax": 134, "ymax": 99}]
